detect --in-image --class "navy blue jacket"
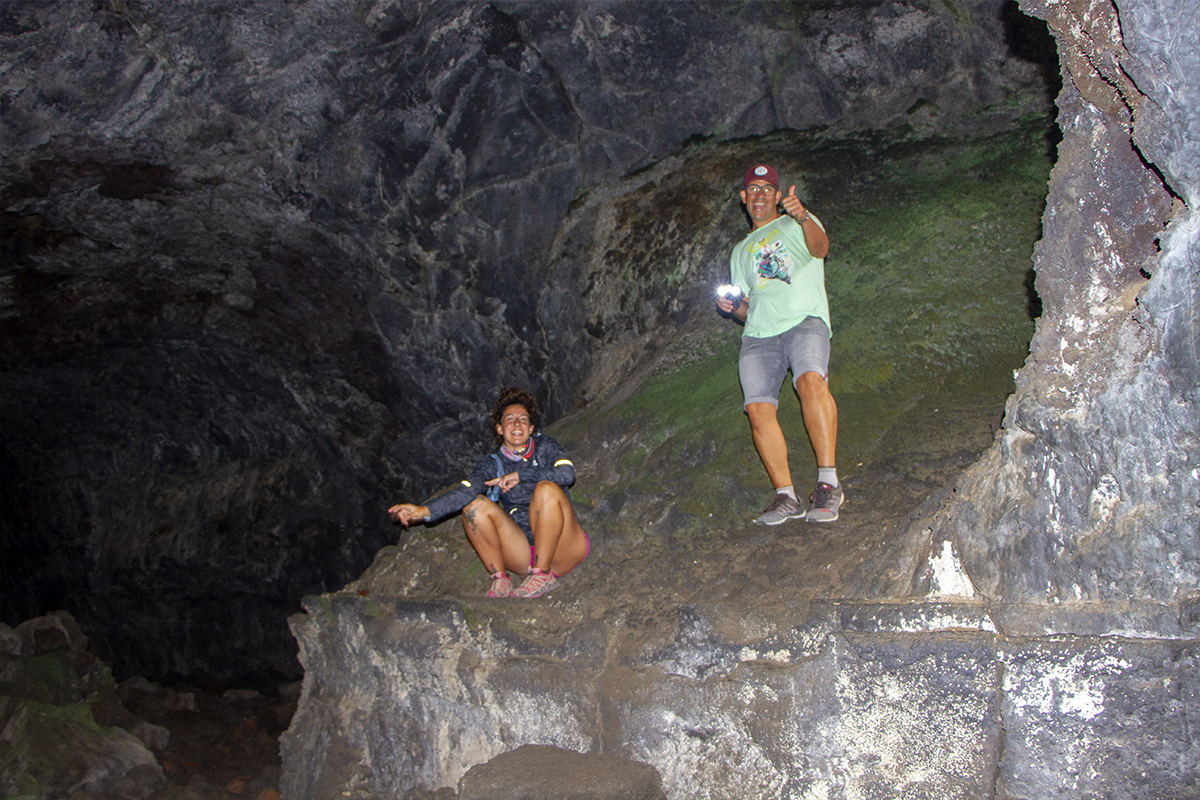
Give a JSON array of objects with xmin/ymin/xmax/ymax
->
[{"xmin": 424, "ymin": 433, "xmax": 575, "ymax": 523}]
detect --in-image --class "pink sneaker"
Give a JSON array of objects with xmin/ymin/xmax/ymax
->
[
  {"xmin": 486, "ymin": 571, "xmax": 514, "ymax": 598},
  {"xmin": 513, "ymin": 567, "xmax": 558, "ymax": 598}
]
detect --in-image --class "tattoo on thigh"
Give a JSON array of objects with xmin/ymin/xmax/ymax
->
[{"xmin": 464, "ymin": 506, "xmax": 478, "ymax": 533}]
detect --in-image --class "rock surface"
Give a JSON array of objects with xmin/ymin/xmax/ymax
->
[
  {"xmin": 1, "ymin": 0, "xmax": 1049, "ymax": 685},
  {"xmin": 283, "ymin": 593, "xmax": 1198, "ymax": 799},
  {"xmin": 457, "ymin": 745, "xmax": 665, "ymax": 800},
  {"xmin": 920, "ymin": 0, "xmax": 1200, "ymax": 633},
  {"xmin": 1, "ymin": 611, "xmax": 165, "ymax": 798}
]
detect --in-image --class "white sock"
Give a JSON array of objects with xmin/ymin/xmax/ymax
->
[
  {"xmin": 777, "ymin": 485, "xmax": 797, "ymax": 501},
  {"xmin": 818, "ymin": 468, "xmax": 839, "ymax": 488}
]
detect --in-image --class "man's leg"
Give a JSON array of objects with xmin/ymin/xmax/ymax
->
[
  {"xmin": 740, "ymin": 333, "xmax": 806, "ymax": 524},
  {"xmin": 783, "ymin": 317, "xmax": 842, "ymax": 521},
  {"xmin": 745, "ymin": 402, "xmax": 807, "ymax": 524},
  {"xmin": 745, "ymin": 402, "xmax": 792, "ymax": 490},
  {"xmin": 795, "ymin": 369, "xmax": 843, "ymax": 521},
  {"xmin": 740, "ymin": 332, "xmax": 794, "ymax": 492},
  {"xmin": 795, "ymin": 370, "xmax": 837, "ymax": 468},
  {"xmin": 461, "ymin": 496, "xmax": 534, "ymax": 576}
]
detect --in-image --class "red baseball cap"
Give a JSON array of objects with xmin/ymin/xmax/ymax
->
[{"xmin": 743, "ymin": 164, "xmax": 779, "ymax": 188}]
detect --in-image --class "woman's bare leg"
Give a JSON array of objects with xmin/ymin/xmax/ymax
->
[
  {"xmin": 461, "ymin": 496, "xmax": 533, "ymax": 575},
  {"xmin": 528, "ymin": 482, "xmax": 589, "ymax": 576}
]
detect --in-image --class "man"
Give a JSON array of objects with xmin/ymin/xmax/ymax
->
[{"xmin": 716, "ymin": 163, "xmax": 843, "ymax": 524}]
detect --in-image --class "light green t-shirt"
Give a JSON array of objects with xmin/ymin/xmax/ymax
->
[{"xmin": 729, "ymin": 213, "xmax": 830, "ymax": 339}]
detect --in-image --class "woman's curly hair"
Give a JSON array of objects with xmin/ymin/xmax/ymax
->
[{"xmin": 491, "ymin": 387, "xmax": 540, "ymax": 444}]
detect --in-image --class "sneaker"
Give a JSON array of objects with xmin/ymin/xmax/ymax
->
[
  {"xmin": 807, "ymin": 482, "xmax": 844, "ymax": 522},
  {"xmin": 754, "ymin": 493, "xmax": 806, "ymax": 525},
  {"xmin": 486, "ymin": 572, "xmax": 513, "ymax": 598},
  {"xmin": 513, "ymin": 567, "xmax": 558, "ymax": 598}
]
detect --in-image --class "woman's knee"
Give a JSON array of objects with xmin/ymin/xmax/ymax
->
[
  {"xmin": 531, "ymin": 481, "xmax": 567, "ymax": 504},
  {"xmin": 464, "ymin": 495, "xmax": 495, "ymax": 513}
]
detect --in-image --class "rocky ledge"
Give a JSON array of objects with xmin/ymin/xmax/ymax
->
[{"xmin": 282, "ymin": 582, "xmax": 1196, "ymax": 799}]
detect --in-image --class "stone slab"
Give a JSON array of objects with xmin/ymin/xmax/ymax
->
[{"xmin": 457, "ymin": 744, "xmax": 666, "ymax": 800}]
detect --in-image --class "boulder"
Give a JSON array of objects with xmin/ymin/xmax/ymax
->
[
  {"xmin": 457, "ymin": 744, "xmax": 666, "ymax": 800},
  {"xmin": 0, "ymin": 612, "xmax": 166, "ymax": 799}
]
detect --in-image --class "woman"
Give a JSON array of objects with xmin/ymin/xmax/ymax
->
[{"xmin": 388, "ymin": 388, "xmax": 590, "ymax": 598}]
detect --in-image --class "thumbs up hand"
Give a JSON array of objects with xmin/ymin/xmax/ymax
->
[
  {"xmin": 781, "ymin": 184, "xmax": 807, "ymax": 221},
  {"xmin": 780, "ymin": 185, "xmax": 828, "ymax": 257}
]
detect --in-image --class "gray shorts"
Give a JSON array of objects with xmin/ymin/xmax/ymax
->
[{"xmin": 739, "ymin": 316, "xmax": 831, "ymax": 407}]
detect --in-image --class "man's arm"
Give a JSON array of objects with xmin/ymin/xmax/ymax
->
[
  {"xmin": 781, "ymin": 185, "xmax": 829, "ymax": 258},
  {"xmin": 716, "ymin": 293, "xmax": 749, "ymax": 321},
  {"xmin": 719, "ymin": 249, "xmax": 750, "ymax": 322}
]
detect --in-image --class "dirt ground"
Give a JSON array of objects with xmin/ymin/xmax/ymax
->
[{"xmin": 132, "ymin": 684, "xmax": 296, "ymax": 800}]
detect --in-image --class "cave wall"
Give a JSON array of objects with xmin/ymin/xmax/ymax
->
[
  {"xmin": 921, "ymin": 0, "xmax": 1200, "ymax": 635},
  {"xmin": 0, "ymin": 0, "xmax": 1047, "ymax": 683}
]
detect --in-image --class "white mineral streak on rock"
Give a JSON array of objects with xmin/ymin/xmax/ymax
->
[
  {"xmin": 929, "ymin": 538, "xmax": 978, "ymax": 599},
  {"xmin": 1089, "ymin": 472, "xmax": 1122, "ymax": 523},
  {"xmin": 916, "ymin": 611, "xmax": 995, "ymax": 632},
  {"xmin": 645, "ymin": 700, "xmax": 784, "ymax": 800},
  {"xmin": 428, "ymin": 7, "xmax": 473, "ymax": 45},
  {"xmin": 833, "ymin": 669, "xmax": 986, "ymax": 797},
  {"xmin": 1004, "ymin": 649, "xmax": 1129, "ymax": 721},
  {"xmin": 738, "ymin": 646, "xmax": 795, "ymax": 663}
]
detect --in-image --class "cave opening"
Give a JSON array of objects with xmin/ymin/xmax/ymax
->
[{"xmin": 0, "ymin": 0, "xmax": 1060, "ymax": 695}]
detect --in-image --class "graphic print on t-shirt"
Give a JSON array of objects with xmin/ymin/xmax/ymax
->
[{"xmin": 750, "ymin": 234, "xmax": 791, "ymax": 284}]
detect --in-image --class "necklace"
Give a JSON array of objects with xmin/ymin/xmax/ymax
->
[{"xmin": 501, "ymin": 438, "xmax": 535, "ymax": 461}]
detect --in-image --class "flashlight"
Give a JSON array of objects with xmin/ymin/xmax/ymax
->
[{"xmin": 717, "ymin": 284, "xmax": 743, "ymax": 303}]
